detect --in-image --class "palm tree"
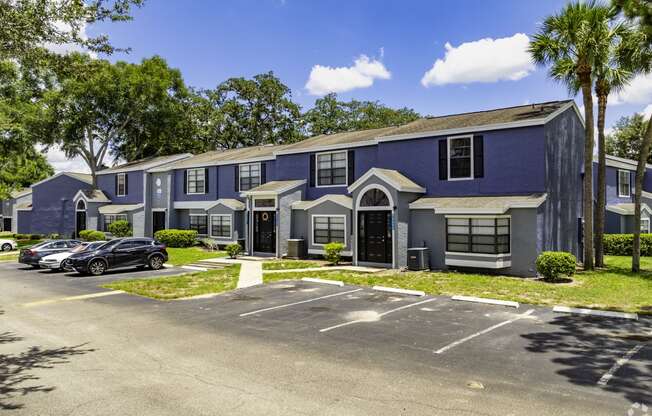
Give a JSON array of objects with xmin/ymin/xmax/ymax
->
[
  {"xmin": 593, "ymin": 16, "xmax": 638, "ymax": 268},
  {"xmin": 530, "ymin": 1, "xmax": 609, "ymax": 270}
]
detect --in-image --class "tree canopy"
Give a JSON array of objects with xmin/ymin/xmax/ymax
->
[
  {"xmin": 303, "ymin": 93, "xmax": 421, "ymax": 136},
  {"xmin": 0, "ymin": 149, "xmax": 53, "ymax": 200},
  {"xmin": 606, "ymin": 113, "xmax": 651, "ymax": 162}
]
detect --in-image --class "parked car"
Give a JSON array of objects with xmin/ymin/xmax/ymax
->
[
  {"xmin": 19, "ymin": 240, "xmax": 81, "ymax": 268},
  {"xmin": 0, "ymin": 238, "xmax": 17, "ymax": 252},
  {"xmin": 39, "ymin": 241, "xmax": 107, "ymax": 271},
  {"xmin": 68, "ymin": 237, "xmax": 168, "ymax": 276}
]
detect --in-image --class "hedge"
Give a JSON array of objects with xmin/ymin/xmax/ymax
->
[
  {"xmin": 603, "ymin": 234, "xmax": 652, "ymax": 256},
  {"xmin": 154, "ymin": 229, "xmax": 198, "ymax": 247},
  {"xmin": 79, "ymin": 230, "xmax": 106, "ymax": 241},
  {"xmin": 108, "ymin": 220, "xmax": 132, "ymax": 237}
]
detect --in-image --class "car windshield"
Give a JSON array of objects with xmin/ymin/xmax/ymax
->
[
  {"xmin": 71, "ymin": 243, "xmax": 90, "ymax": 253},
  {"xmin": 86, "ymin": 241, "xmax": 107, "ymax": 250},
  {"xmin": 96, "ymin": 240, "xmax": 121, "ymax": 250}
]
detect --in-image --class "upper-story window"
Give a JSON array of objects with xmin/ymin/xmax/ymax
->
[
  {"xmin": 618, "ymin": 170, "xmax": 631, "ymax": 197},
  {"xmin": 186, "ymin": 168, "xmax": 206, "ymax": 194},
  {"xmin": 448, "ymin": 136, "xmax": 473, "ymax": 180},
  {"xmin": 239, "ymin": 163, "xmax": 261, "ymax": 191},
  {"xmin": 316, "ymin": 151, "xmax": 347, "ymax": 187},
  {"xmin": 116, "ymin": 173, "xmax": 127, "ymax": 196}
]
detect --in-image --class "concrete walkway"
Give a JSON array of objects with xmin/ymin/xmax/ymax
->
[
  {"xmin": 202, "ymin": 258, "xmax": 263, "ymax": 288},
  {"xmin": 264, "ymin": 265, "xmax": 384, "ymax": 274}
]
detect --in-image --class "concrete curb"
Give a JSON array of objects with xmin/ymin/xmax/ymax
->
[
  {"xmin": 301, "ymin": 277, "xmax": 344, "ymax": 287},
  {"xmin": 452, "ymin": 295, "xmax": 519, "ymax": 308},
  {"xmin": 181, "ymin": 265, "xmax": 208, "ymax": 272},
  {"xmin": 372, "ymin": 286, "xmax": 425, "ymax": 297},
  {"xmin": 553, "ymin": 306, "xmax": 638, "ymax": 320}
]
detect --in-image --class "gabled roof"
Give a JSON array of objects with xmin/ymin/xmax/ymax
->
[
  {"xmin": 30, "ymin": 172, "xmax": 93, "ymax": 188},
  {"xmin": 606, "ymin": 203, "xmax": 652, "ymax": 216},
  {"xmin": 10, "ymin": 188, "xmax": 31, "ymax": 199},
  {"xmin": 74, "ymin": 189, "xmax": 111, "ymax": 203},
  {"xmin": 594, "ymin": 154, "xmax": 652, "ymax": 171},
  {"xmin": 348, "ymin": 168, "xmax": 426, "ymax": 193},
  {"xmin": 409, "ymin": 193, "xmax": 547, "ymax": 214},
  {"xmin": 207, "ymin": 199, "xmax": 246, "ymax": 211},
  {"xmin": 16, "ymin": 202, "xmax": 32, "ymax": 211},
  {"xmin": 97, "ymin": 153, "xmax": 192, "ymax": 175},
  {"xmin": 149, "ymin": 145, "xmax": 287, "ymax": 172},
  {"xmin": 240, "ymin": 179, "xmax": 306, "ymax": 196},
  {"xmin": 98, "ymin": 204, "xmax": 143, "ymax": 214},
  {"xmin": 292, "ymin": 194, "xmax": 353, "ymax": 210}
]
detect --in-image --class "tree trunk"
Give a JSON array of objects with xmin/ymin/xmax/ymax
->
[
  {"xmin": 595, "ymin": 92, "xmax": 607, "ymax": 268},
  {"xmin": 632, "ymin": 116, "xmax": 652, "ymax": 272},
  {"xmin": 580, "ymin": 76, "xmax": 595, "ymax": 270}
]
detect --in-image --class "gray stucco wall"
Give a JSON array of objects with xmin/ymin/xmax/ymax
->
[
  {"xmin": 132, "ymin": 208, "xmax": 145, "ymax": 237},
  {"xmin": 206, "ymin": 203, "xmax": 244, "ymax": 243},
  {"xmin": 278, "ymin": 188, "xmax": 304, "ymax": 257},
  {"xmin": 409, "ymin": 209, "xmax": 445, "ymax": 270},
  {"xmin": 302, "ymin": 200, "xmax": 353, "ymax": 254},
  {"xmin": 542, "ymin": 106, "xmax": 584, "ymax": 257},
  {"xmin": 12, "ymin": 193, "xmax": 32, "ymax": 233}
]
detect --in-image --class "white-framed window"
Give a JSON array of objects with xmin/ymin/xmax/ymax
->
[
  {"xmin": 448, "ymin": 135, "xmax": 473, "ymax": 180},
  {"xmin": 312, "ymin": 215, "xmax": 346, "ymax": 246},
  {"xmin": 116, "ymin": 173, "xmax": 127, "ymax": 196},
  {"xmin": 210, "ymin": 214, "xmax": 232, "ymax": 239},
  {"xmin": 253, "ymin": 198, "xmax": 276, "ymax": 209},
  {"xmin": 239, "ymin": 163, "xmax": 261, "ymax": 191},
  {"xmin": 316, "ymin": 150, "xmax": 347, "ymax": 187},
  {"xmin": 189, "ymin": 214, "xmax": 208, "ymax": 235},
  {"xmin": 446, "ymin": 217, "xmax": 510, "ymax": 254},
  {"xmin": 642, "ymin": 218, "xmax": 650, "ymax": 234},
  {"xmin": 186, "ymin": 168, "xmax": 206, "ymax": 194},
  {"xmin": 618, "ymin": 169, "xmax": 631, "ymax": 197},
  {"xmin": 104, "ymin": 214, "xmax": 128, "ymax": 232}
]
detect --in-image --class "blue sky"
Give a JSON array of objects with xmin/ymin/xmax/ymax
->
[{"xmin": 49, "ymin": 0, "xmax": 652, "ymax": 172}]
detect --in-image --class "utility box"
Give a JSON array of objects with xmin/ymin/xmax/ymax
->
[
  {"xmin": 237, "ymin": 238, "xmax": 246, "ymax": 252},
  {"xmin": 407, "ymin": 247, "xmax": 430, "ymax": 271},
  {"xmin": 287, "ymin": 239, "xmax": 305, "ymax": 259}
]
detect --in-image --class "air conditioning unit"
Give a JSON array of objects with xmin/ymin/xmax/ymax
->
[
  {"xmin": 287, "ymin": 239, "xmax": 305, "ymax": 259},
  {"xmin": 407, "ymin": 247, "xmax": 430, "ymax": 271}
]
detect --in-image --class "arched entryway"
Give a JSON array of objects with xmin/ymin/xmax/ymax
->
[
  {"xmin": 356, "ymin": 185, "xmax": 393, "ymax": 265},
  {"xmin": 75, "ymin": 199, "xmax": 87, "ymax": 238}
]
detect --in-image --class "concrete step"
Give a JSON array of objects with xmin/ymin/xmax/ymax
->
[{"xmin": 191, "ymin": 261, "xmax": 227, "ymax": 269}]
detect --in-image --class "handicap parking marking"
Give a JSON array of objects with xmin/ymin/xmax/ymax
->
[
  {"xmin": 319, "ymin": 297, "xmax": 438, "ymax": 333},
  {"xmin": 239, "ymin": 288, "xmax": 364, "ymax": 317},
  {"xmin": 433, "ymin": 309, "xmax": 536, "ymax": 354},
  {"xmin": 597, "ymin": 344, "xmax": 645, "ymax": 386}
]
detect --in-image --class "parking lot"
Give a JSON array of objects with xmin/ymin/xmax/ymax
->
[{"xmin": 1, "ymin": 261, "xmax": 651, "ymax": 415}]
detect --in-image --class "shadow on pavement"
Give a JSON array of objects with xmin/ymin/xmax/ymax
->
[
  {"xmin": 0, "ymin": 326, "xmax": 95, "ymax": 410},
  {"xmin": 522, "ymin": 315, "xmax": 652, "ymax": 405}
]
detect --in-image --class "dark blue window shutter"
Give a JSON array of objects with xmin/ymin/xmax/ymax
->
[
  {"xmin": 125, "ymin": 174, "xmax": 129, "ymax": 195},
  {"xmin": 309, "ymin": 154, "xmax": 316, "ymax": 187},
  {"xmin": 473, "ymin": 135, "xmax": 484, "ymax": 178},
  {"xmin": 183, "ymin": 170, "xmax": 188, "ymax": 194},
  {"xmin": 260, "ymin": 162, "xmax": 267, "ymax": 184},
  {"xmin": 204, "ymin": 168, "xmax": 209, "ymax": 193},
  {"xmin": 115, "ymin": 175, "xmax": 118, "ymax": 195},
  {"xmin": 347, "ymin": 150, "xmax": 355, "ymax": 185},
  {"xmin": 438, "ymin": 139, "xmax": 448, "ymax": 180},
  {"xmin": 234, "ymin": 165, "xmax": 239, "ymax": 191}
]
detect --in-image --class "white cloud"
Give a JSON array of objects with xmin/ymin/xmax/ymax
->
[
  {"xmin": 610, "ymin": 73, "xmax": 652, "ymax": 105},
  {"xmin": 642, "ymin": 104, "xmax": 652, "ymax": 120},
  {"xmin": 43, "ymin": 21, "xmax": 97, "ymax": 58},
  {"xmin": 38, "ymin": 145, "xmax": 90, "ymax": 174},
  {"xmin": 421, "ymin": 33, "xmax": 535, "ymax": 87},
  {"xmin": 305, "ymin": 55, "xmax": 391, "ymax": 95}
]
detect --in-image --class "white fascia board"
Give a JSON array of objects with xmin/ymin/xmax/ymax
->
[
  {"xmin": 99, "ymin": 153, "xmax": 193, "ymax": 175},
  {"xmin": 30, "ymin": 172, "xmax": 92, "ymax": 188}
]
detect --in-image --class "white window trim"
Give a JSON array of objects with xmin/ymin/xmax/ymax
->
[
  {"xmin": 252, "ymin": 196, "xmax": 277, "ymax": 210},
  {"xmin": 618, "ymin": 169, "xmax": 631, "ymax": 198},
  {"xmin": 188, "ymin": 214, "xmax": 209, "ymax": 235},
  {"xmin": 186, "ymin": 168, "xmax": 206, "ymax": 195},
  {"xmin": 116, "ymin": 173, "xmax": 127, "ymax": 197},
  {"xmin": 210, "ymin": 214, "xmax": 233, "ymax": 239},
  {"xmin": 239, "ymin": 162, "xmax": 262, "ymax": 192},
  {"xmin": 76, "ymin": 200, "xmax": 86, "ymax": 211},
  {"xmin": 311, "ymin": 214, "xmax": 347, "ymax": 247},
  {"xmin": 447, "ymin": 134, "xmax": 474, "ymax": 181},
  {"xmin": 444, "ymin": 215, "xmax": 512, "ymax": 256},
  {"xmin": 315, "ymin": 150, "xmax": 348, "ymax": 188},
  {"xmin": 642, "ymin": 218, "xmax": 650, "ymax": 233}
]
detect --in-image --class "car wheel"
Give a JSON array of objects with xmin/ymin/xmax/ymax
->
[
  {"xmin": 61, "ymin": 259, "xmax": 72, "ymax": 271},
  {"xmin": 1, "ymin": 243, "xmax": 11, "ymax": 252},
  {"xmin": 88, "ymin": 260, "xmax": 106, "ymax": 276},
  {"xmin": 148, "ymin": 255, "xmax": 164, "ymax": 270}
]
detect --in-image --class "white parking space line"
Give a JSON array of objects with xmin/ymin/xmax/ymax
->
[
  {"xmin": 597, "ymin": 344, "xmax": 644, "ymax": 386},
  {"xmin": 434, "ymin": 309, "xmax": 535, "ymax": 354},
  {"xmin": 21, "ymin": 290, "xmax": 126, "ymax": 308},
  {"xmin": 319, "ymin": 298, "xmax": 437, "ymax": 333},
  {"xmin": 239, "ymin": 288, "xmax": 363, "ymax": 317}
]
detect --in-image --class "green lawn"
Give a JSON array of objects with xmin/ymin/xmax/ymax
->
[
  {"xmin": 262, "ymin": 259, "xmax": 327, "ymax": 270},
  {"xmin": 0, "ymin": 252, "xmax": 18, "ymax": 262},
  {"xmin": 103, "ymin": 264, "xmax": 240, "ymax": 300},
  {"xmin": 166, "ymin": 247, "xmax": 226, "ymax": 266},
  {"xmin": 16, "ymin": 239, "xmax": 43, "ymax": 248},
  {"xmin": 263, "ymin": 256, "xmax": 652, "ymax": 314}
]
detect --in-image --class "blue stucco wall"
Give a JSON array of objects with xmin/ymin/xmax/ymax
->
[
  {"xmin": 17, "ymin": 210, "xmax": 31, "ymax": 234},
  {"xmin": 97, "ymin": 171, "xmax": 144, "ymax": 204},
  {"xmin": 173, "ymin": 166, "xmax": 218, "ymax": 201},
  {"xmin": 30, "ymin": 174, "xmax": 90, "ymax": 236},
  {"xmin": 594, "ymin": 164, "xmax": 634, "ymax": 205}
]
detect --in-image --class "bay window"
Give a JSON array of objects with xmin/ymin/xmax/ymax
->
[
  {"xmin": 189, "ymin": 215, "xmax": 208, "ymax": 235},
  {"xmin": 446, "ymin": 217, "xmax": 510, "ymax": 254}
]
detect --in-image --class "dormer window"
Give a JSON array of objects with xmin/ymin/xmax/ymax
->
[{"xmin": 618, "ymin": 170, "xmax": 631, "ymax": 197}]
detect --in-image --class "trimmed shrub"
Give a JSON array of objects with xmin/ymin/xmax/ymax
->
[
  {"xmin": 324, "ymin": 242, "xmax": 345, "ymax": 265},
  {"xmin": 79, "ymin": 230, "xmax": 106, "ymax": 241},
  {"xmin": 225, "ymin": 242, "xmax": 242, "ymax": 259},
  {"xmin": 108, "ymin": 220, "xmax": 132, "ymax": 238},
  {"xmin": 535, "ymin": 251, "xmax": 577, "ymax": 282},
  {"xmin": 199, "ymin": 238, "xmax": 220, "ymax": 251},
  {"xmin": 154, "ymin": 229, "xmax": 197, "ymax": 247},
  {"xmin": 47, "ymin": 233, "xmax": 61, "ymax": 239},
  {"xmin": 603, "ymin": 233, "xmax": 652, "ymax": 256}
]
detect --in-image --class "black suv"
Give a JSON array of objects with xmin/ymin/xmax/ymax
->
[
  {"xmin": 68, "ymin": 238, "xmax": 168, "ymax": 276},
  {"xmin": 19, "ymin": 240, "xmax": 81, "ymax": 268}
]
